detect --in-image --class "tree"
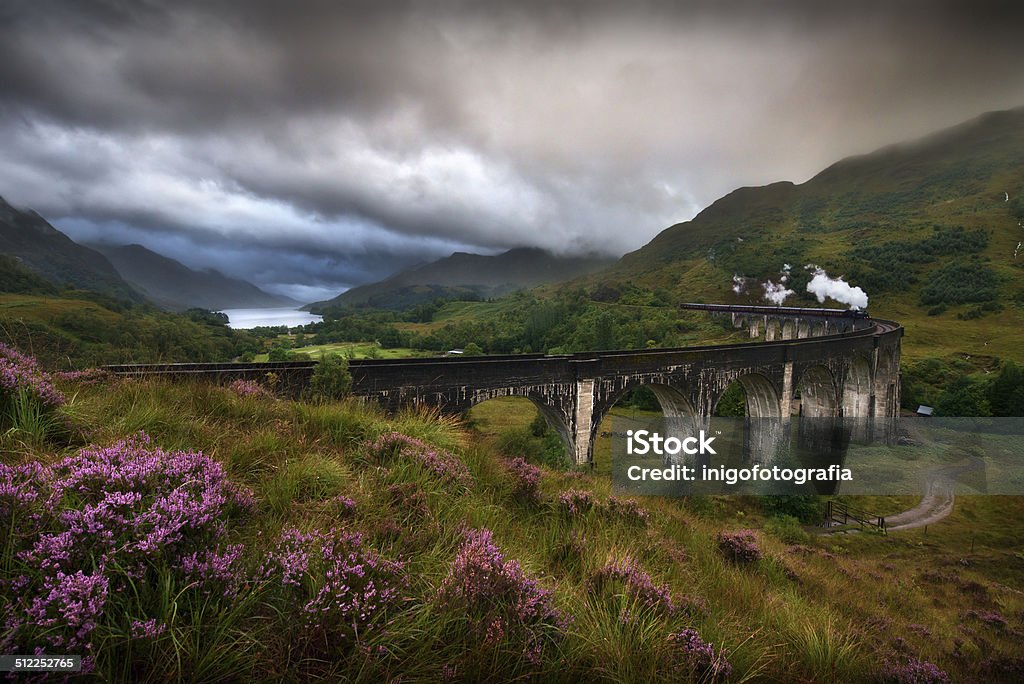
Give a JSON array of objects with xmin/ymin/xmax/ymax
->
[
  {"xmin": 715, "ymin": 383, "xmax": 746, "ymax": 417},
  {"xmin": 935, "ymin": 375, "xmax": 991, "ymax": 417},
  {"xmin": 987, "ymin": 361, "xmax": 1024, "ymax": 417},
  {"xmin": 267, "ymin": 346, "xmax": 291, "ymax": 362},
  {"xmin": 463, "ymin": 342, "xmax": 483, "ymax": 356},
  {"xmin": 307, "ymin": 353, "xmax": 352, "ymax": 402}
]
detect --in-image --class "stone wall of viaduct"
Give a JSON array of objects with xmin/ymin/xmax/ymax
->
[{"xmin": 107, "ymin": 316, "xmax": 902, "ymax": 466}]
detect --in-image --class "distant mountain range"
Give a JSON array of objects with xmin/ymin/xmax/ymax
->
[
  {"xmin": 0, "ymin": 196, "xmax": 293, "ymax": 311},
  {"xmin": 90, "ymin": 243, "xmax": 294, "ymax": 311},
  {"xmin": 0, "ymin": 196, "xmax": 144, "ymax": 303},
  {"xmin": 308, "ymin": 247, "xmax": 614, "ymax": 312}
]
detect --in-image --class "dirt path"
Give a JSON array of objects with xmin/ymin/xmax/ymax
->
[{"xmin": 882, "ymin": 456, "xmax": 985, "ymax": 532}]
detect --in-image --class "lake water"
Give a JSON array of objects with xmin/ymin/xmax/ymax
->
[{"xmin": 221, "ymin": 308, "xmax": 323, "ymax": 329}]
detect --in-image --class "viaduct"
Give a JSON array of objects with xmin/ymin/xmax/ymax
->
[{"xmin": 107, "ymin": 306, "xmax": 902, "ymax": 466}]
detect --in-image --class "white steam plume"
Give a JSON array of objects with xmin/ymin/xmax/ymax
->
[
  {"xmin": 732, "ymin": 275, "xmax": 746, "ymax": 294},
  {"xmin": 761, "ymin": 264, "xmax": 795, "ymax": 304},
  {"xmin": 805, "ymin": 266, "xmax": 868, "ymax": 310},
  {"xmin": 762, "ymin": 280, "xmax": 795, "ymax": 305}
]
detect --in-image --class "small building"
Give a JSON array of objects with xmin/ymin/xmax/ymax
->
[
  {"xmin": 916, "ymin": 405, "xmax": 934, "ymax": 417},
  {"xmin": 445, "ymin": 349, "xmax": 464, "ymax": 356}
]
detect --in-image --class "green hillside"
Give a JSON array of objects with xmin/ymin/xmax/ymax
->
[
  {"xmin": 310, "ymin": 247, "xmax": 613, "ymax": 312},
  {"xmin": 591, "ymin": 107, "xmax": 1024, "ymax": 362},
  {"xmin": 2, "ymin": 371, "xmax": 1020, "ymax": 681},
  {"xmin": 0, "ymin": 196, "xmax": 144, "ymax": 304},
  {"xmin": 93, "ymin": 243, "xmax": 295, "ymax": 311}
]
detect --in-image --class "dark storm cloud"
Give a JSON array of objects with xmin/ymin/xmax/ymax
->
[{"xmin": 2, "ymin": 0, "xmax": 1024, "ymax": 297}]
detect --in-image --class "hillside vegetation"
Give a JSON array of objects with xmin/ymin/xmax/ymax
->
[
  {"xmin": 1, "ymin": 355, "xmax": 1022, "ymax": 681},
  {"xmin": 310, "ymin": 247, "xmax": 613, "ymax": 312},
  {"xmin": 92, "ymin": 243, "xmax": 294, "ymax": 311},
  {"xmin": 597, "ymin": 108, "xmax": 1024, "ymax": 361},
  {"xmin": 0, "ymin": 293, "xmax": 261, "ymax": 368},
  {"xmin": 0, "ymin": 196, "xmax": 143, "ymax": 304}
]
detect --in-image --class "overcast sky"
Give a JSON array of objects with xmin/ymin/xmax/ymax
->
[{"xmin": 2, "ymin": 1, "xmax": 1023, "ymax": 301}]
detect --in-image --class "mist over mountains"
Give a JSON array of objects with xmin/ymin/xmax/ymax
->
[
  {"xmin": 310, "ymin": 248, "xmax": 614, "ymax": 312},
  {"xmin": 90, "ymin": 243, "xmax": 295, "ymax": 311},
  {"xmin": 0, "ymin": 196, "xmax": 291, "ymax": 311}
]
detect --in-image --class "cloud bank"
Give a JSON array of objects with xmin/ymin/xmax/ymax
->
[{"xmin": 1, "ymin": 1, "xmax": 1023, "ymax": 298}]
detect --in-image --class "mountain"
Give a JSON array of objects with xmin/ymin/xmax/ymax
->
[
  {"xmin": 0, "ymin": 196, "xmax": 144, "ymax": 302},
  {"xmin": 310, "ymin": 247, "xmax": 614, "ymax": 311},
  {"xmin": 572, "ymin": 106, "xmax": 1024, "ymax": 360},
  {"xmin": 91, "ymin": 243, "xmax": 296, "ymax": 311}
]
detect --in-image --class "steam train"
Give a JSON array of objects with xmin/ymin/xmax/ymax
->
[{"xmin": 678, "ymin": 302, "xmax": 870, "ymax": 319}]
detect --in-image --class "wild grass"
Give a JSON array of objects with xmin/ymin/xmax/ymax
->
[{"xmin": 2, "ymin": 378, "xmax": 1022, "ymax": 681}]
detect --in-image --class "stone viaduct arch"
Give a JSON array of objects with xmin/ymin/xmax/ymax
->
[{"xmin": 108, "ymin": 314, "xmax": 902, "ymax": 466}]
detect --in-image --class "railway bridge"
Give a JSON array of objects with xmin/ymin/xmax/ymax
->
[{"xmin": 107, "ymin": 306, "xmax": 902, "ymax": 466}]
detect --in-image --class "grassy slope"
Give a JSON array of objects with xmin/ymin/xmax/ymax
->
[
  {"xmin": 0, "ymin": 293, "xmax": 247, "ymax": 367},
  {"xmin": 254, "ymin": 341, "xmax": 433, "ymax": 362},
  {"xmin": 583, "ymin": 108, "xmax": 1024, "ymax": 363},
  {"xmin": 4, "ymin": 372, "xmax": 1021, "ymax": 680}
]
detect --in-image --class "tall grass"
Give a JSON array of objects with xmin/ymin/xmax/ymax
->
[{"xmin": 1, "ymin": 371, "xmax": 1019, "ymax": 681}]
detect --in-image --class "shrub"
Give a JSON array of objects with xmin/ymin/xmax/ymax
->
[
  {"xmin": 1, "ymin": 344, "xmax": 65, "ymax": 436},
  {"xmin": 760, "ymin": 495, "xmax": 825, "ymax": 523},
  {"xmin": 590, "ymin": 557, "xmax": 675, "ymax": 618},
  {"xmin": 558, "ymin": 488, "xmax": 598, "ymax": 516},
  {"xmin": 883, "ymin": 658, "xmax": 951, "ymax": 684},
  {"xmin": 505, "ymin": 456, "xmax": 542, "ymax": 502},
  {"xmin": 668, "ymin": 628, "xmax": 733, "ymax": 682},
  {"xmin": 227, "ymin": 378, "xmax": 272, "ymax": 398},
  {"xmin": 307, "ymin": 353, "xmax": 352, "ymax": 402},
  {"xmin": 919, "ymin": 262, "xmax": 999, "ymax": 306},
  {"xmin": 0, "ymin": 433, "xmax": 253, "ymax": 655},
  {"xmin": 606, "ymin": 496, "xmax": 650, "ymax": 526},
  {"xmin": 717, "ymin": 529, "xmax": 763, "ymax": 565},
  {"xmin": 765, "ymin": 514, "xmax": 811, "ymax": 544},
  {"xmin": 438, "ymin": 528, "xmax": 566, "ymax": 664},
  {"xmin": 55, "ymin": 367, "xmax": 111, "ymax": 386},
  {"xmin": 261, "ymin": 527, "xmax": 407, "ymax": 644},
  {"xmin": 366, "ymin": 431, "xmax": 472, "ymax": 486}
]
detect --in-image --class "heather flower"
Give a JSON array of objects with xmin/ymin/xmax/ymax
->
[
  {"xmin": 668, "ymin": 628, "xmax": 733, "ymax": 682},
  {"xmin": 606, "ymin": 496, "xmax": 650, "ymax": 525},
  {"xmin": 262, "ymin": 527, "xmax": 406, "ymax": 643},
  {"xmin": 55, "ymin": 368, "xmax": 111, "ymax": 386},
  {"xmin": 180, "ymin": 544, "xmax": 246, "ymax": 594},
  {"xmin": 717, "ymin": 530, "xmax": 762, "ymax": 565},
  {"xmin": 438, "ymin": 528, "xmax": 566, "ymax": 662},
  {"xmin": 590, "ymin": 557, "xmax": 675, "ymax": 617},
  {"xmin": 303, "ymin": 530, "xmax": 406, "ymax": 639},
  {"xmin": 262, "ymin": 527, "xmax": 320, "ymax": 587},
  {"xmin": 130, "ymin": 618, "xmax": 167, "ymax": 639},
  {"xmin": 0, "ymin": 460, "xmax": 46, "ymax": 523},
  {"xmin": 0, "ymin": 343, "xmax": 65, "ymax": 409},
  {"xmin": 2, "ymin": 433, "xmax": 254, "ymax": 653},
  {"xmin": 558, "ymin": 488, "xmax": 597, "ymax": 515},
  {"xmin": 505, "ymin": 457, "xmax": 541, "ymax": 502},
  {"xmin": 366, "ymin": 432, "xmax": 471, "ymax": 486},
  {"xmin": 335, "ymin": 494, "xmax": 357, "ymax": 517},
  {"xmin": 883, "ymin": 658, "xmax": 951, "ymax": 684},
  {"xmin": 227, "ymin": 378, "xmax": 272, "ymax": 398},
  {"xmin": 24, "ymin": 569, "xmax": 109, "ymax": 650},
  {"xmin": 963, "ymin": 609, "xmax": 1007, "ymax": 630},
  {"xmin": 441, "ymin": 663, "xmax": 458, "ymax": 682}
]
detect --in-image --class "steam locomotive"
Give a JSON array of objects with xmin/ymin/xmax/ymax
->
[{"xmin": 678, "ymin": 302, "xmax": 870, "ymax": 319}]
